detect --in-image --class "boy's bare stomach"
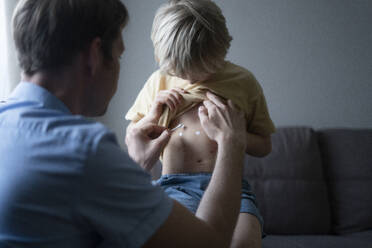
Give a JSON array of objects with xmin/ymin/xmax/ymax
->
[{"xmin": 162, "ymin": 103, "xmax": 218, "ymax": 175}]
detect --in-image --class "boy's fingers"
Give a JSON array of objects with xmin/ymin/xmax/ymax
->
[
  {"xmin": 166, "ymin": 94, "xmax": 178, "ymax": 110},
  {"xmin": 173, "ymin": 87, "xmax": 186, "ymax": 93},
  {"xmin": 174, "ymin": 87, "xmax": 187, "ymax": 94},
  {"xmin": 170, "ymin": 90, "xmax": 183, "ymax": 104},
  {"xmin": 166, "ymin": 101, "xmax": 175, "ymax": 111}
]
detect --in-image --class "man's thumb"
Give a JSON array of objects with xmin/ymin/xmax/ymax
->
[
  {"xmin": 153, "ymin": 129, "xmax": 171, "ymax": 148},
  {"xmin": 198, "ymin": 105, "xmax": 208, "ymax": 124}
]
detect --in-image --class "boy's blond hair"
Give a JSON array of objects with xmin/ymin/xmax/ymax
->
[{"xmin": 151, "ymin": 0, "xmax": 232, "ymax": 81}]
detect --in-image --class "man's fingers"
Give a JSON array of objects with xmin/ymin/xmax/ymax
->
[
  {"xmin": 149, "ymin": 125, "xmax": 169, "ymax": 139},
  {"xmin": 198, "ymin": 105, "xmax": 209, "ymax": 124},
  {"xmin": 152, "ymin": 129, "xmax": 171, "ymax": 149},
  {"xmin": 206, "ymin": 91, "xmax": 226, "ymax": 108},
  {"xmin": 203, "ymin": 100, "xmax": 218, "ymax": 114},
  {"xmin": 139, "ymin": 122, "xmax": 165, "ymax": 134},
  {"xmin": 227, "ymin": 99, "xmax": 244, "ymax": 118},
  {"xmin": 136, "ymin": 123, "xmax": 152, "ymax": 135},
  {"xmin": 227, "ymin": 99, "xmax": 238, "ymax": 111}
]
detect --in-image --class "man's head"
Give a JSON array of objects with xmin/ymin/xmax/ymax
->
[
  {"xmin": 151, "ymin": 0, "xmax": 232, "ymax": 82},
  {"xmin": 12, "ymin": 0, "xmax": 128, "ymax": 116},
  {"xmin": 12, "ymin": 0, "xmax": 128, "ymax": 76}
]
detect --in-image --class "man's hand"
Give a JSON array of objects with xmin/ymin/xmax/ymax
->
[
  {"xmin": 198, "ymin": 91, "xmax": 247, "ymax": 150},
  {"xmin": 126, "ymin": 122, "xmax": 170, "ymax": 171}
]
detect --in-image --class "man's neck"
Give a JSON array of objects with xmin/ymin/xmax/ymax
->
[{"xmin": 21, "ymin": 67, "xmax": 86, "ymax": 115}]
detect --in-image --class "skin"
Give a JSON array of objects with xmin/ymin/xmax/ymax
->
[
  {"xmin": 130, "ymin": 87, "xmax": 271, "ymax": 173},
  {"xmin": 128, "ymin": 93, "xmax": 249, "ymax": 248},
  {"xmin": 22, "ymin": 34, "xmax": 124, "ymax": 117},
  {"xmin": 23, "ymin": 27, "xmax": 255, "ymax": 247},
  {"xmin": 127, "ymin": 83, "xmax": 269, "ymax": 247}
]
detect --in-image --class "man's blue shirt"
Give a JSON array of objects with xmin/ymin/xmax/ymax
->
[{"xmin": 0, "ymin": 82, "xmax": 173, "ymax": 248}]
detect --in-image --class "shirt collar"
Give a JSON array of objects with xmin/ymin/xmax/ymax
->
[{"xmin": 8, "ymin": 82, "xmax": 71, "ymax": 114}]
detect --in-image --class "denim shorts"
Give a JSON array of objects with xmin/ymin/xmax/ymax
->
[{"xmin": 153, "ymin": 173, "xmax": 264, "ymax": 234}]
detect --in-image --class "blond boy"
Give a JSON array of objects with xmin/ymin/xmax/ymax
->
[{"xmin": 126, "ymin": 1, "xmax": 275, "ymax": 246}]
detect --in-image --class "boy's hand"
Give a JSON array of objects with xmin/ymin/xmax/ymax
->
[
  {"xmin": 147, "ymin": 87, "xmax": 186, "ymax": 122},
  {"xmin": 198, "ymin": 91, "xmax": 247, "ymax": 149}
]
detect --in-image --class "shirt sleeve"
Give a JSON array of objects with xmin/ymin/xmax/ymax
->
[
  {"xmin": 247, "ymin": 86, "xmax": 276, "ymax": 136},
  {"xmin": 125, "ymin": 73, "xmax": 158, "ymax": 122},
  {"xmin": 76, "ymin": 131, "xmax": 173, "ymax": 248}
]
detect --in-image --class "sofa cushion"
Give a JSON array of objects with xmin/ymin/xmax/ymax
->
[
  {"xmin": 244, "ymin": 127, "xmax": 331, "ymax": 234},
  {"xmin": 262, "ymin": 233, "xmax": 372, "ymax": 248},
  {"xmin": 344, "ymin": 229, "xmax": 372, "ymax": 243},
  {"xmin": 318, "ymin": 129, "xmax": 372, "ymax": 234}
]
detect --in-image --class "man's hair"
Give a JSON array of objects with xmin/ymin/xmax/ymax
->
[
  {"xmin": 12, "ymin": 0, "xmax": 128, "ymax": 75},
  {"xmin": 151, "ymin": 0, "xmax": 232, "ymax": 80}
]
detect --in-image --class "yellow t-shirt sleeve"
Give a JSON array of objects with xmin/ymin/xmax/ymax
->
[
  {"xmin": 247, "ymin": 91, "xmax": 276, "ymax": 136},
  {"xmin": 125, "ymin": 73, "xmax": 157, "ymax": 122}
]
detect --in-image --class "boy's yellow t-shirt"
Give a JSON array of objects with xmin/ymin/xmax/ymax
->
[{"xmin": 126, "ymin": 61, "xmax": 275, "ymax": 136}]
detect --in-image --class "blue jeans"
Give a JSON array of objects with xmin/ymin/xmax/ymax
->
[{"xmin": 153, "ymin": 173, "xmax": 264, "ymax": 233}]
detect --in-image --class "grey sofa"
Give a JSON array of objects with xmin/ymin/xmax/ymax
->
[{"xmin": 244, "ymin": 127, "xmax": 372, "ymax": 248}]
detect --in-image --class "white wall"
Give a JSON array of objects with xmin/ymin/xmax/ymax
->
[
  {"xmin": 0, "ymin": 0, "xmax": 21, "ymax": 100},
  {"xmin": 100, "ymin": 0, "xmax": 372, "ymax": 148}
]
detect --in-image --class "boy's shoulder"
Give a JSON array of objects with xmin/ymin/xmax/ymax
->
[
  {"xmin": 214, "ymin": 61, "xmax": 262, "ymax": 92},
  {"xmin": 146, "ymin": 69, "xmax": 189, "ymax": 90},
  {"xmin": 145, "ymin": 69, "xmax": 163, "ymax": 85},
  {"xmin": 221, "ymin": 61, "xmax": 256, "ymax": 80}
]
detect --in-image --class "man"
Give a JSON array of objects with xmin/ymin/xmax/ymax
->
[{"xmin": 0, "ymin": 0, "xmax": 250, "ymax": 247}]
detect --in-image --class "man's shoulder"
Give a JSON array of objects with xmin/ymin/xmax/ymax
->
[
  {"xmin": 55, "ymin": 115, "xmax": 114, "ymax": 144},
  {"xmin": 42, "ymin": 113, "xmax": 117, "ymax": 152},
  {"xmin": 0, "ymin": 104, "xmax": 116, "ymax": 152}
]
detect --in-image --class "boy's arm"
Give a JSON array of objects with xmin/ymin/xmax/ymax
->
[{"xmin": 245, "ymin": 132, "xmax": 272, "ymax": 157}]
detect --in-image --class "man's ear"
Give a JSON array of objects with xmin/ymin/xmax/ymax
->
[{"xmin": 87, "ymin": 37, "xmax": 102, "ymax": 76}]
